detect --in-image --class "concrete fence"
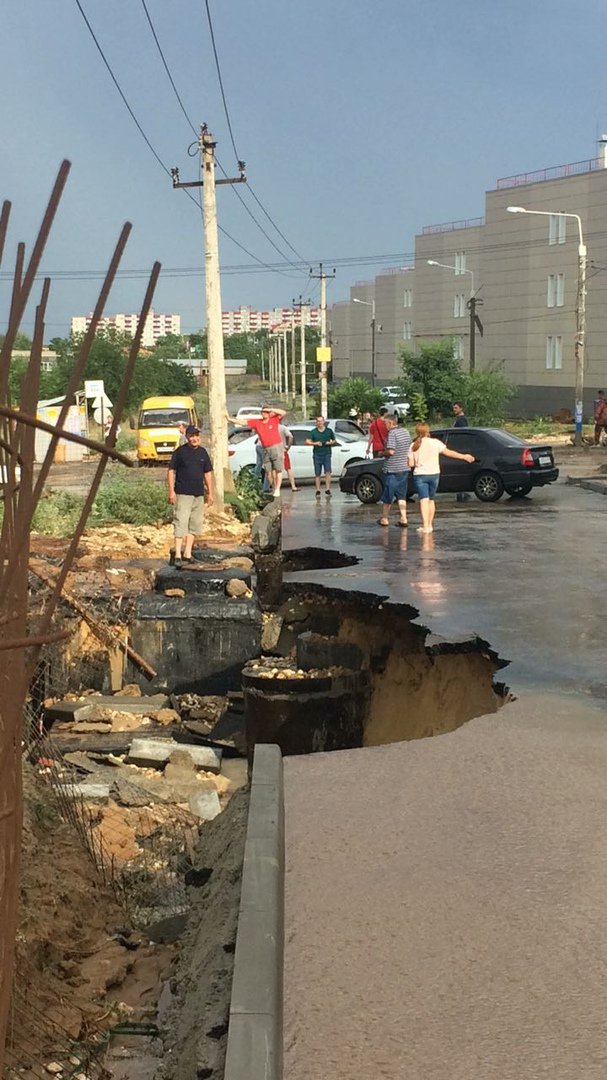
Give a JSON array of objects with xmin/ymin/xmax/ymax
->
[{"xmin": 224, "ymin": 744, "xmax": 285, "ymax": 1080}]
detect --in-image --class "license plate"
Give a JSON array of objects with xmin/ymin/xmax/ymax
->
[
  {"xmin": 539, "ymin": 455, "xmax": 551, "ymax": 466},
  {"xmin": 156, "ymin": 443, "xmax": 173, "ymax": 451}
]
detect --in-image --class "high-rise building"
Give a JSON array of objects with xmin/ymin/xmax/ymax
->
[
  {"xmin": 70, "ymin": 310, "xmax": 181, "ymax": 348},
  {"xmin": 221, "ymin": 305, "xmax": 320, "ymax": 335}
]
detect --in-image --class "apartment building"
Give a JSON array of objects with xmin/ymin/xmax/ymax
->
[
  {"xmin": 330, "ymin": 140, "xmax": 607, "ymax": 415},
  {"xmin": 221, "ymin": 305, "xmax": 320, "ymax": 336},
  {"xmin": 330, "ymin": 267, "xmax": 415, "ymax": 382},
  {"xmin": 70, "ymin": 310, "xmax": 181, "ymax": 348}
]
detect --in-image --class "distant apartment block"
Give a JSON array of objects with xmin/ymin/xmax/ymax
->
[
  {"xmin": 221, "ymin": 305, "xmax": 320, "ymax": 335},
  {"xmin": 71, "ymin": 310, "xmax": 181, "ymax": 348},
  {"xmin": 330, "ymin": 139, "xmax": 607, "ymax": 415}
]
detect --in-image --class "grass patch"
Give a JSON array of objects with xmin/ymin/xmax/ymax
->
[
  {"xmin": 91, "ymin": 471, "xmax": 171, "ymax": 526},
  {"xmin": 32, "ymin": 491, "xmax": 85, "ymax": 537}
]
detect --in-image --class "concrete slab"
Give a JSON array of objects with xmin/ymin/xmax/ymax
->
[
  {"xmin": 283, "ymin": 693, "xmax": 607, "ymax": 1079},
  {"xmin": 127, "ymin": 738, "xmax": 221, "ymax": 773},
  {"xmin": 46, "ymin": 695, "xmax": 169, "ymax": 722},
  {"xmin": 188, "ymin": 787, "xmax": 222, "ymax": 821}
]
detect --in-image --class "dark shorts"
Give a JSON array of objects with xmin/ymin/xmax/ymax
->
[
  {"xmin": 313, "ymin": 452, "xmax": 332, "ymax": 476},
  {"xmin": 415, "ymin": 473, "xmax": 440, "ymax": 500},
  {"xmin": 381, "ymin": 471, "xmax": 409, "ymax": 503}
]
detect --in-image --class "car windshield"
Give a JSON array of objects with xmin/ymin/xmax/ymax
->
[{"xmin": 139, "ymin": 408, "xmax": 189, "ymax": 428}]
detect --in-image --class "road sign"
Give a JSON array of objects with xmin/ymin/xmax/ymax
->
[
  {"xmin": 316, "ymin": 346, "xmax": 331, "ymax": 364},
  {"xmin": 91, "ymin": 394, "xmax": 113, "ymax": 411},
  {"xmin": 84, "ymin": 379, "xmax": 104, "ymax": 398}
]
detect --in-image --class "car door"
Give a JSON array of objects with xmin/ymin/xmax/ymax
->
[
  {"xmin": 288, "ymin": 428, "xmax": 315, "ymax": 479},
  {"xmin": 441, "ymin": 430, "xmax": 484, "ymax": 491}
]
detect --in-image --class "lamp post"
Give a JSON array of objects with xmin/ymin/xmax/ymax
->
[
  {"xmin": 507, "ymin": 205, "xmax": 587, "ymax": 446},
  {"xmin": 352, "ymin": 297, "xmax": 376, "ymax": 386},
  {"xmin": 427, "ymin": 260, "xmax": 478, "ymax": 369}
]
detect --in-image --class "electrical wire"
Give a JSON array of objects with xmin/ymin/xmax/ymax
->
[
  {"xmin": 140, "ymin": 0, "xmax": 198, "ymax": 137},
  {"xmin": 202, "ymin": 0, "xmax": 308, "ymax": 264},
  {"xmin": 73, "ymin": 0, "xmax": 302, "ymax": 279},
  {"xmin": 203, "ymin": 0, "xmax": 241, "ymax": 163}
]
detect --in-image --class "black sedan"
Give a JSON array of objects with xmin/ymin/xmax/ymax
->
[{"xmin": 339, "ymin": 427, "xmax": 559, "ymax": 503}]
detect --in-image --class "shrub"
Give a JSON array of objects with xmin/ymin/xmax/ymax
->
[
  {"xmin": 91, "ymin": 471, "xmax": 171, "ymax": 526},
  {"xmin": 327, "ymin": 378, "xmax": 384, "ymax": 418},
  {"xmin": 462, "ymin": 370, "xmax": 516, "ymax": 426},
  {"xmin": 32, "ymin": 491, "xmax": 85, "ymax": 537},
  {"xmin": 225, "ymin": 467, "xmax": 264, "ymax": 523},
  {"xmin": 399, "ymin": 340, "xmax": 465, "ymax": 418}
]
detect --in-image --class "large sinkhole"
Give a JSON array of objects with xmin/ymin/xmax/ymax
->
[{"xmin": 243, "ymin": 581, "xmax": 508, "ymax": 757}]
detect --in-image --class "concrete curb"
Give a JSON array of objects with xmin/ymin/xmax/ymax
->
[
  {"xmin": 566, "ymin": 475, "xmax": 607, "ymax": 495},
  {"xmin": 224, "ymin": 743, "xmax": 284, "ymax": 1080}
]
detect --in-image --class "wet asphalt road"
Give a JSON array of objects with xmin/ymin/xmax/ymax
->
[{"xmin": 281, "ymin": 476, "xmax": 606, "ymax": 701}]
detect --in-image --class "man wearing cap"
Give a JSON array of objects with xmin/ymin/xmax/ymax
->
[
  {"xmin": 167, "ymin": 425, "xmax": 214, "ymax": 567},
  {"xmin": 226, "ymin": 404, "xmax": 287, "ymax": 498}
]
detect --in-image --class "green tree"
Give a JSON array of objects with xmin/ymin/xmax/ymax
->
[
  {"xmin": 151, "ymin": 333, "xmax": 189, "ymax": 360},
  {"xmin": 460, "ymin": 369, "xmax": 516, "ymax": 425},
  {"xmin": 399, "ymin": 339, "xmax": 465, "ymax": 418},
  {"xmin": 327, "ymin": 378, "xmax": 384, "ymax": 417},
  {"xmin": 0, "ymin": 331, "xmax": 33, "ymax": 351}
]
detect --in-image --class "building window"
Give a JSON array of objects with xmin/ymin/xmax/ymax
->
[
  {"xmin": 454, "ymin": 252, "xmax": 466, "ymax": 275},
  {"xmin": 403, "ymin": 288, "xmax": 413, "ymax": 308},
  {"xmin": 403, "ymin": 321, "xmax": 413, "ymax": 340},
  {"xmin": 547, "ymin": 273, "xmax": 565, "ymax": 308},
  {"xmin": 453, "ymin": 336, "xmax": 464, "ymax": 361},
  {"xmin": 548, "ymin": 214, "xmax": 566, "ymax": 245},
  {"xmin": 546, "ymin": 335, "xmax": 563, "ymax": 370},
  {"xmin": 454, "ymin": 293, "xmax": 466, "ymax": 318}
]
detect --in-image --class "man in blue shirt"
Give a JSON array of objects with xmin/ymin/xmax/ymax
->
[
  {"xmin": 167, "ymin": 425, "xmax": 214, "ymax": 567},
  {"xmin": 379, "ymin": 415, "xmax": 412, "ymax": 527}
]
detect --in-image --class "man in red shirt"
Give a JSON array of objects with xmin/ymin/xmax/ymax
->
[
  {"xmin": 366, "ymin": 406, "xmax": 389, "ymax": 458},
  {"xmin": 227, "ymin": 404, "xmax": 287, "ymax": 497}
]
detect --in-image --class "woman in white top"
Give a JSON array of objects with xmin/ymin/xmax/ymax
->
[{"xmin": 408, "ymin": 423, "xmax": 475, "ymax": 533}]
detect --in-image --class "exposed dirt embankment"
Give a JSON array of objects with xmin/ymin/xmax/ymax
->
[
  {"xmin": 159, "ymin": 788, "xmax": 249, "ymax": 1080},
  {"xmin": 8, "ymin": 769, "xmax": 174, "ymax": 1079}
]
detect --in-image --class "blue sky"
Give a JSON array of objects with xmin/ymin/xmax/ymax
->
[{"xmin": 1, "ymin": 0, "xmax": 605, "ymax": 337}]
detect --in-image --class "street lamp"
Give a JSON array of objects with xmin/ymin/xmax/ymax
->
[
  {"xmin": 427, "ymin": 259, "xmax": 480, "ymax": 371},
  {"xmin": 352, "ymin": 297, "xmax": 376, "ymax": 386},
  {"xmin": 427, "ymin": 259, "xmax": 475, "ymax": 298},
  {"xmin": 507, "ymin": 205, "xmax": 587, "ymax": 446}
]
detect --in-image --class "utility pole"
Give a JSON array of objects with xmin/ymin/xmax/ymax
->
[
  {"xmin": 276, "ymin": 334, "xmax": 283, "ymax": 395},
  {"xmin": 466, "ymin": 294, "xmax": 483, "ymax": 373},
  {"xmin": 290, "ymin": 318, "xmax": 296, "ymax": 408},
  {"xmin": 310, "ymin": 263, "xmax": 336, "ymax": 417},
  {"xmin": 171, "ymin": 125, "xmax": 246, "ymax": 506},
  {"xmin": 293, "ymin": 296, "xmax": 311, "ymax": 419},
  {"xmin": 282, "ymin": 328, "xmax": 289, "ymax": 399}
]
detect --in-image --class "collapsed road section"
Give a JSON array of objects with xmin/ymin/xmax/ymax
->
[{"xmin": 10, "ymin": 503, "xmax": 511, "ymax": 1080}]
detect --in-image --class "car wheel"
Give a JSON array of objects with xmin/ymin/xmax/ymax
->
[
  {"xmin": 473, "ymin": 471, "xmax": 504, "ymax": 502},
  {"xmin": 505, "ymin": 481, "xmax": 532, "ymax": 498},
  {"xmin": 354, "ymin": 473, "xmax": 383, "ymax": 504}
]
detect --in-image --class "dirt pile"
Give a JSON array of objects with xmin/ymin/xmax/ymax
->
[{"xmin": 7, "ymin": 769, "xmax": 175, "ymax": 1080}]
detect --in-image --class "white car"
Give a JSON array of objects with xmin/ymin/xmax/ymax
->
[
  {"xmin": 380, "ymin": 386, "xmax": 410, "ymax": 419},
  {"xmin": 235, "ymin": 406, "xmax": 263, "ymax": 422},
  {"xmin": 228, "ymin": 421, "xmax": 368, "ymax": 482}
]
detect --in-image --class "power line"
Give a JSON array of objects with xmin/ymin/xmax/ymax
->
[
  {"xmin": 139, "ymin": 0, "xmax": 197, "ymax": 137},
  {"xmin": 201, "ymin": 0, "xmax": 308, "ymax": 264},
  {"xmin": 203, "ymin": 0, "xmax": 241, "ymax": 163},
  {"xmin": 73, "ymin": 0, "xmax": 301, "ymax": 279}
]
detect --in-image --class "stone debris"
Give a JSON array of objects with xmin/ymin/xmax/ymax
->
[
  {"xmin": 64, "ymin": 781, "xmax": 111, "ymax": 802},
  {"xmin": 188, "ymin": 787, "xmax": 222, "ymax": 821},
  {"xmin": 153, "ymin": 708, "xmax": 181, "ymax": 726},
  {"xmin": 226, "ymin": 578, "xmax": 249, "ymax": 598},
  {"xmin": 115, "ymin": 683, "xmax": 142, "ymax": 697},
  {"xmin": 221, "ymin": 556, "xmax": 254, "ymax": 571},
  {"xmin": 164, "ymin": 588, "xmax": 186, "ymax": 598},
  {"xmin": 127, "ymin": 738, "xmax": 221, "ymax": 773},
  {"xmin": 45, "ymin": 1063, "xmax": 63, "ymax": 1075},
  {"xmin": 261, "ymin": 612, "xmax": 284, "ymax": 652}
]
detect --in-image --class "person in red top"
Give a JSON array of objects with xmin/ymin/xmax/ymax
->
[
  {"xmin": 366, "ymin": 406, "xmax": 389, "ymax": 458},
  {"xmin": 227, "ymin": 405, "xmax": 287, "ymax": 497}
]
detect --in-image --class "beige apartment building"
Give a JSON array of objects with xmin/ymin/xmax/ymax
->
[{"xmin": 330, "ymin": 143, "xmax": 607, "ymax": 415}]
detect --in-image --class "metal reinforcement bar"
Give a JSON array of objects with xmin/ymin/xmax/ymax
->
[{"xmin": 224, "ymin": 744, "xmax": 285, "ymax": 1080}]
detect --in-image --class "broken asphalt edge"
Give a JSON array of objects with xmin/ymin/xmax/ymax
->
[{"xmin": 224, "ymin": 743, "xmax": 284, "ymax": 1080}]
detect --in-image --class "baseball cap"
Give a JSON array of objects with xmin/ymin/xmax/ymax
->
[{"xmin": 185, "ymin": 424, "xmax": 200, "ymax": 436}]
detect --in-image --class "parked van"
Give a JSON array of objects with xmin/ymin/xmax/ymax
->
[{"xmin": 135, "ymin": 396, "xmax": 199, "ymax": 464}]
